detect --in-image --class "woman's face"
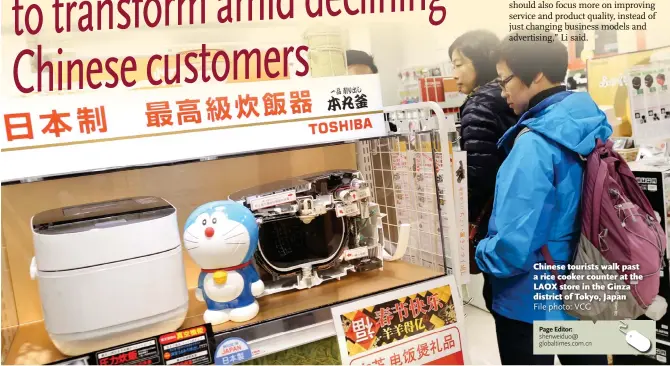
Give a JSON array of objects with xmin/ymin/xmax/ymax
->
[
  {"xmin": 451, "ymin": 50, "xmax": 477, "ymax": 95},
  {"xmin": 496, "ymin": 60, "xmax": 533, "ymax": 116}
]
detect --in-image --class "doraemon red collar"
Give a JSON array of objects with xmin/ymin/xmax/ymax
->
[{"xmin": 201, "ymin": 260, "xmax": 252, "ymax": 273}]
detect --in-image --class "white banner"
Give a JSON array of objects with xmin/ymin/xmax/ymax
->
[{"xmin": 0, "ymin": 74, "xmax": 386, "ymax": 182}]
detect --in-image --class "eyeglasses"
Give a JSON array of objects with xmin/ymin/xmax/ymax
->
[{"xmin": 497, "ymin": 74, "xmax": 515, "ymax": 89}]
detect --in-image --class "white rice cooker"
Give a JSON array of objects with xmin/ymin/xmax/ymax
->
[{"xmin": 30, "ymin": 196, "xmax": 189, "ymax": 356}]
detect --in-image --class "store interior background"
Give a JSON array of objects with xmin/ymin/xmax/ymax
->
[{"xmin": 1, "ymin": 1, "xmax": 670, "ymax": 364}]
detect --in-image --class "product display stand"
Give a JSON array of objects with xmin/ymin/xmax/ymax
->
[
  {"xmin": 2, "ymin": 99, "xmax": 466, "ymax": 365},
  {"xmin": 5, "ymin": 262, "xmax": 442, "ymax": 364}
]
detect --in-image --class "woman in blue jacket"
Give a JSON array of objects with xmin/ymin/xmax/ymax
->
[{"xmin": 475, "ymin": 32, "xmax": 612, "ymax": 365}]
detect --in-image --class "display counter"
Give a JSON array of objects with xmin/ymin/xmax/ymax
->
[
  {"xmin": 5, "ymin": 261, "xmax": 441, "ymax": 365},
  {"xmin": 1, "ymin": 69, "xmax": 465, "ymax": 365}
]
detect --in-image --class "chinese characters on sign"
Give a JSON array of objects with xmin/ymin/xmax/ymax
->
[
  {"xmin": 1, "ymin": 74, "xmax": 386, "ymax": 183},
  {"xmin": 4, "ymin": 106, "xmax": 108, "ymax": 142},
  {"xmin": 214, "ymin": 337, "xmax": 253, "ymax": 366},
  {"xmin": 354, "ymin": 327, "xmax": 463, "ymax": 366},
  {"xmin": 452, "ymin": 152, "xmax": 470, "ymax": 279},
  {"xmin": 341, "ymin": 285, "xmax": 457, "ymax": 357},
  {"xmin": 96, "ymin": 340, "xmax": 161, "ymax": 365},
  {"xmin": 328, "ymin": 86, "xmax": 368, "ymax": 112},
  {"xmin": 84, "ymin": 324, "xmax": 215, "ymax": 366},
  {"xmin": 367, "ymin": 332, "xmax": 458, "ymax": 366},
  {"xmin": 167, "ymin": 326, "xmax": 206, "ymax": 341},
  {"xmin": 2, "ymin": 91, "xmax": 316, "ymax": 144},
  {"xmin": 159, "ymin": 325, "xmax": 212, "ymax": 365},
  {"xmin": 332, "ymin": 276, "xmax": 465, "ymax": 365},
  {"xmin": 144, "ymin": 92, "xmax": 313, "ymax": 129},
  {"xmin": 98, "ymin": 348, "xmax": 144, "ymax": 365}
]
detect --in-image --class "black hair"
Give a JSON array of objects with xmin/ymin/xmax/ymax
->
[
  {"xmin": 448, "ymin": 30, "xmax": 500, "ymax": 86},
  {"xmin": 346, "ymin": 50, "xmax": 378, "ymax": 74},
  {"xmin": 493, "ymin": 31, "xmax": 568, "ymax": 86}
]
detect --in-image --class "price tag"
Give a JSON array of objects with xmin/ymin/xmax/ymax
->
[
  {"xmin": 336, "ymin": 203, "xmax": 360, "ymax": 217},
  {"xmin": 356, "ymin": 187, "xmax": 372, "ymax": 200},
  {"xmin": 344, "ymin": 247, "xmax": 369, "ymax": 261},
  {"xmin": 248, "ymin": 190, "xmax": 296, "ymax": 210}
]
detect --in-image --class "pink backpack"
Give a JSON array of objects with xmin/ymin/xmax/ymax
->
[{"xmin": 518, "ymin": 129, "xmax": 666, "ymax": 320}]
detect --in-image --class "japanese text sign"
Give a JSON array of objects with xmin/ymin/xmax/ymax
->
[
  {"xmin": 331, "ymin": 276, "xmax": 467, "ymax": 365},
  {"xmin": 0, "ymin": 74, "xmax": 385, "ymax": 182},
  {"xmin": 50, "ymin": 324, "xmax": 216, "ymax": 365},
  {"xmin": 452, "ymin": 151, "xmax": 470, "ymax": 283}
]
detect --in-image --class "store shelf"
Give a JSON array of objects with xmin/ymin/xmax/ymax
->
[
  {"xmin": 217, "ymin": 309, "xmax": 336, "ymax": 361},
  {"xmin": 4, "ymin": 261, "xmax": 443, "ymax": 365}
]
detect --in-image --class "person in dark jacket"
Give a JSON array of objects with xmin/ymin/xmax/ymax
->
[{"xmin": 449, "ymin": 30, "xmax": 517, "ymax": 311}]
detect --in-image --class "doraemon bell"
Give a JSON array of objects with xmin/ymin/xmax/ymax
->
[{"xmin": 183, "ymin": 200, "xmax": 265, "ymax": 325}]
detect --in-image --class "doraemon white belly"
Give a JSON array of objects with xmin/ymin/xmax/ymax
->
[
  {"xmin": 183, "ymin": 200, "xmax": 265, "ymax": 324},
  {"xmin": 203, "ymin": 270, "xmax": 244, "ymax": 303}
]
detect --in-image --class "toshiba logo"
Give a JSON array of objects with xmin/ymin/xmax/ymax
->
[{"xmin": 308, "ymin": 118, "xmax": 373, "ymax": 135}]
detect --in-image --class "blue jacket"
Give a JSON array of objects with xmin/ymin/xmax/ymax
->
[{"xmin": 475, "ymin": 91, "xmax": 613, "ymax": 323}]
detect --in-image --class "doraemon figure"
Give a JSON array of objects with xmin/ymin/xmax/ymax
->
[{"xmin": 183, "ymin": 200, "xmax": 265, "ymax": 325}]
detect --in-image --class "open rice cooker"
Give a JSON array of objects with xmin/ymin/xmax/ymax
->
[{"xmin": 229, "ymin": 170, "xmax": 385, "ymax": 295}]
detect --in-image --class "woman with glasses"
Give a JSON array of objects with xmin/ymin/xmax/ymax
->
[
  {"xmin": 449, "ymin": 30, "xmax": 517, "ymax": 312},
  {"xmin": 475, "ymin": 32, "xmax": 611, "ymax": 365}
]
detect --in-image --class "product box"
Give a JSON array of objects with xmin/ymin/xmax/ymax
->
[
  {"xmin": 627, "ymin": 339, "xmax": 670, "ymax": 365},
  {"xmin": 630, "ymin": 162, "xmax": 670, "ymax": 247},
  {"xmin": 442, "ymin": 77, "xmax": 466, "ymax": 109},
  {"xmin": 442, "ymin": 78, "xmax": 458, "ymax": 94},
  {"xmin": 616, "ymin": 340, "xmax": 670, "ymax": 365},
  {"xmin": 657, "ymin": 341, "xmax": 670, "ymax": 364},
  {"xmin": 657, "ymin": 259, "xmax": 670, "ymax": 343},
  {"xmin": 631, "ymin": 162, "xmax": 670, "ymax": 344},
  {"xmin": 419, "ymin": 77, "xmax": 445, "ymax": 103}
]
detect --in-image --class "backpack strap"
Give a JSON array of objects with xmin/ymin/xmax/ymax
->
[{"xmin": 514, "ymin": 127, "xmax": 531, "ymax": 145}]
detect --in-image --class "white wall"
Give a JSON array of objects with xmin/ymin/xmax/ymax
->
[{"xmin": 369, "ymin": 25, "xmax": 404, "ymax": 106}]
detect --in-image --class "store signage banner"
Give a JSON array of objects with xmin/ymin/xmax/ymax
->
[
  {"xmin": 586, "ymin": 46, "xmax": 670, "ymax": 136},
  {"xmin": 451, "ymin": 151, "xmax": 470, "ymax": 283},
  {"xmin": 0, "ymin": 74, "xmax": 385, "ymax": 182},
  {"xmin": 627, "ymin": 60, "xmax": 670, "ymax": 143},
  {"xmin": 331, "ymin": 276, "xmax": 467, "ymax": 365}
]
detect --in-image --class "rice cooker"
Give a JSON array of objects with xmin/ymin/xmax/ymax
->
[{"xmin": 30, "ymin": 196, "xmax": 189, "ymax": 356}]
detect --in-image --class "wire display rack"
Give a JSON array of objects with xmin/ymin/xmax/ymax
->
[{"xmin": 356, "ymin": 102, "xmax": 464, "ymax": 285}]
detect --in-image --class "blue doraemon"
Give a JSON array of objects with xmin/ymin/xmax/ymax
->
[{"xmin": 183, "ymin": 200, "xmax": 265, "ymax": 325}]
